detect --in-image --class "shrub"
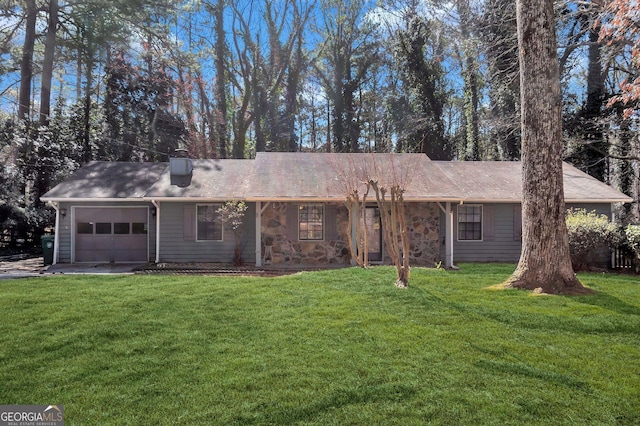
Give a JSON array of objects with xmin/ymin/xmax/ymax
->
[
  {"xmin": 622, "ymin": 225, "xmax": 640, "ymax": 272},
  {"xmin": 566, "ymin": 209, "xmax": 620, "ymax": 271},
  {"xmin": 624, "ymin": 225, "xmax": 640, "ymax": 255}
]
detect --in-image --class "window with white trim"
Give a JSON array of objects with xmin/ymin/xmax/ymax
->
[
  {"xmin": 197, "ymin": 204, "xmax": 223, "ymax": 241},
  {"xmin": 299, "ymin": 204, "xmax": 324, "ymax": 240},
  {"xmin": 458, "ymin": 204, "xmax": 482, "ymax": 241}
]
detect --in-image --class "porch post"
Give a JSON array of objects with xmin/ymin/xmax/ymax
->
[
  {"xmin": 445, "ymin": 202, "xmax": 453, "ymax": 268},
  {"xmin": 256, "ymin": 201, "xmax": 262, "ymax": 267},
  {"xmin": 50, "ymin": 201, "xmax": 60, "ymax": 265},
  {"xmin": 152, "ymin": 200, "xmax": 160, "ymax": 263}
]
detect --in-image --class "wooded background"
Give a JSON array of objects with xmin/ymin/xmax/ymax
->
[{"xmin": 0, "ymin": 0, "xmax": 638, "ymax": 246}]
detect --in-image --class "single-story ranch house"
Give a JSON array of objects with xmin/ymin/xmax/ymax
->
[{"xmin": 41, "ymin": 152, "xmax": 631, "ymax": 268}]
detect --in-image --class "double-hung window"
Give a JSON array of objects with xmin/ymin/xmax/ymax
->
[
  {"xmin": 458, "ymin": 204, "xmax": 482, "ymax": 241},
  {"xmin": 197, "ymin": 204, "xmax": 223, "ymax": 241},
  {"xmin": 298, "ymin": 204, "xmax": 324, "ymax": 240}
]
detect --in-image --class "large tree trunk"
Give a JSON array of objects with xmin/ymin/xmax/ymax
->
[
  {"xmin": 457, "ymin": 0, "xmax": 480, "ymax": 161},
  {"xmin": 214, "ymin": 0, "xmax": 228, "ymax": 159},
  {"xmin": 504, "ymin": 0, "xmax": 584, "ymax": 294},
  {"xmin": 18, "ymin": 0, "xmax": 37, "ymax": 122},
  {"xmin": 39, "ymin": 0, "xmax": 58, "ymax": 127},
  {"xmin": 33, "ymin": 0, "xmax": 59, "ymax": 213}
]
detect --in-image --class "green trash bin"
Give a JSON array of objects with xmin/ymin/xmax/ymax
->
[{"xmin": 41, "ymin": 235, "xmax": 54, "ymax": 266}]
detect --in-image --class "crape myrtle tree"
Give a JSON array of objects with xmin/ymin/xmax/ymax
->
[
  {"xmin": 332, "ymin": 156, "xmax": 373, "ymax": 268},
  {"xmin": 504, "ymin": 0, "xmax": 585, "ymax": 294},
  {"xmin": 332, "ymin": 154, "xmax": 416, "ymax": 287},
  {"xmin": 369, "ymin": 155, "xmax": 415, "ymax": 288}
]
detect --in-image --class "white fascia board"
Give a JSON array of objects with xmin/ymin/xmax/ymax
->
[
  {"xmin": 458, "ymin": 198, "xmax": 632, "ymax": 204},
  {"xmin": 141, "ymin": 197, "xmax": 246, "ymax": 202},
  {"xmin": 403, "ymin": 197, "xmax": 463, "ymax": 203},
  {"xmin": 40, "ymin": 197, "xmax": 148, "ymax": 203},
  {"xmin": 244, "ymin": 197, "xmax": 343, "ymax": 202},
  {"xmin": 565, "ymin": 198, "xmax": 633, "ymax": 204}
]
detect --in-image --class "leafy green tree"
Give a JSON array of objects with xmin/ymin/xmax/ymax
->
[
  {"xmin": 478, "ymin": 0, "xmax": 520, "ymax": 160},
  {"xmin": 104, "ymin": 48, "xmax": 185, "ymax": 161},
  {"xmin": 391, "ymin": 13, "xmax": 449, "ymax": 158}
]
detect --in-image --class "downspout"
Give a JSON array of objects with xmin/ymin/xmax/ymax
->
[
  {"xmin": 46, "ymin": 201, "xmax": 60, "ymax": 265},
  {"xmin": 152, "ymin": 200, "xmax": 160, "ymax": 263}
]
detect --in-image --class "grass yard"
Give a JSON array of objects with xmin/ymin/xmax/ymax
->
[{"xmin": 0, "ymin": 264, "xmax": 639, "ymax": 425}]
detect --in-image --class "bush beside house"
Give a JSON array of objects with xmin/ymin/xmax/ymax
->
[{"xmin": 566, "ymin": 209, "xmax": 620, "ymax": 271}]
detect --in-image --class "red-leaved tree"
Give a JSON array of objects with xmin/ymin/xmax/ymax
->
[{"xmin": 599, "ymin": 0, "xmax": 640, "ymax": 118}]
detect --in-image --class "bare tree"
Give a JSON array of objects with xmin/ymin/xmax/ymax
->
[
  {"xmin": 369, "ymin": 156, "xmax": 415, "ymax": 288},
  {"xmin": 332, "ymin": 155, "xmax": 372, "ymax": 267}
]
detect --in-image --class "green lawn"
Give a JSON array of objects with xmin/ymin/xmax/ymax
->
[{"xmin": 1, "ymin": 264, "xmax": 639, "ymax": 425}]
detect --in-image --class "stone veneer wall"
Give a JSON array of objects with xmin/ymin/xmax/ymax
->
[
  {"xmin": 261, "ymin": 202, "xmax": 351, "ymax": 265},
  {"xmin": 403, "ymin": 202, "xmax": 441, "ymax": 266},
  {"xmin": 261, "ymin": 202, "xmax": 440, "ymax": 266}
]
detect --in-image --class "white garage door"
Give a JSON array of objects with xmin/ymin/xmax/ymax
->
[{"xmin": 75, "ymin": 207, "xmax": 148, "ymax": 263}]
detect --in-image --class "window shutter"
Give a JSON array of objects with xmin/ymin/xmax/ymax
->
[
  {"xmin": 513, "ymin": 204, "xmax": 522, "ymax": 241},
  {"xmin": 483, "ymin": 205, "xmax": 495, "ymax": 241},
  {"xmin": 184, "ymin": 205, "xmax": 196, "ymax": 241},
  {"xmin": 325, "ymin": 204, "xmax": 337, "ymax": 240},
  {"xmin": 286, "ymin": 204, "xmax": 298, "ymax": 241}
]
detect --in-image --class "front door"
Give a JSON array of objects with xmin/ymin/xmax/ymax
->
[{"xmin": 363, "ymin": 207, "xmax": 382, "ymax": 262}]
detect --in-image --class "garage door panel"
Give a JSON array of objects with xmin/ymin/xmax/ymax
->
[
  {"xmin": 130, "ymin": 250, "xmax": 147, "ymax": 262},
  {"xmin": 129, "ymin": 237, "xmax": 147, "ymax": 250},
  {"xmin": 75, "ymin": 207, "xmax": 148, "ymax": 263}
]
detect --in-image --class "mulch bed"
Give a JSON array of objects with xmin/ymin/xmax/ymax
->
[{"xmin": 136, "ymin": 262, "xmax": 339, "ymax": 277}]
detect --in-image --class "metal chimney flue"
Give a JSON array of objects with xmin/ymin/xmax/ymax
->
[{"xmin": 170, "ymin": 149, "xmax": 193, "ymax": 187}]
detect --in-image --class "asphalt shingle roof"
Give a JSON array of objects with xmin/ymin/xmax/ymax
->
[
  {"xmin": 41, "ymin": 161, "xmax": 168, "ymax": 200},
  {"xmin": 433, "ymin": 161, "xmax": 631, "ymax": 202},
  {"xmin": 41, "ymin": 153, "xmax": 632, "ymax": 203},
  {"xmin": 144, "ymin": 159, "xmax": 252, "ymax": 199}
]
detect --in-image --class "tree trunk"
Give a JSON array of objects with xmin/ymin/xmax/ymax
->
[
  {"xmin": 214, "ymin": 0, "xmax": 228, "ymax": 158},
  {"xmin": 372, "ymin": 182, "xmax": 410, "ymax": 288},
  {"xmin": 39, "ymin": 0, "xmax": 58, "ymax": 127},
  {"xmin": 504, "ymin": 0, "xmax": 584, "ymax": 294},
  {"xmin": 18, "ymin": 0, "xmax": 37, "ymax": 122},
  {"xmin": 33, "ymin": 0, "xmax": 59, "ymax": 212},
  {"xmin": 457, "ymin": 0, "xmax": 480, "ymax": 161}
]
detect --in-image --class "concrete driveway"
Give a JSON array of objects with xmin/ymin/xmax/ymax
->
[
  {"xmin": 0, "ymin": 256, "xmax": 48, "ymax": 279},
  {"xmin": 0, "ymin": 257, "xmax": 138, "ymax": 279}
]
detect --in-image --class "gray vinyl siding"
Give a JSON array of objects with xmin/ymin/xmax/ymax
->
[
  {"xmin": 57, "ymin": 202, "xmax": 73, "ymax": 264},
  {"xmin": 55, "ymin": 201, "xmax": 156, "ymax": 264},
  {"xmin": 566, "ymin": 203, "xmax": 611, "ymax": 218},
  {"xmin": 439, "ymin": 202, "xmax": 612, "ymax": 263},
  {"xmin": 446, "ymin": 203, "xmax": 522, "ymax": 263},
  {"xmin": 157, "ymin": 202, "xmax": 256, "ymax": 263}
]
